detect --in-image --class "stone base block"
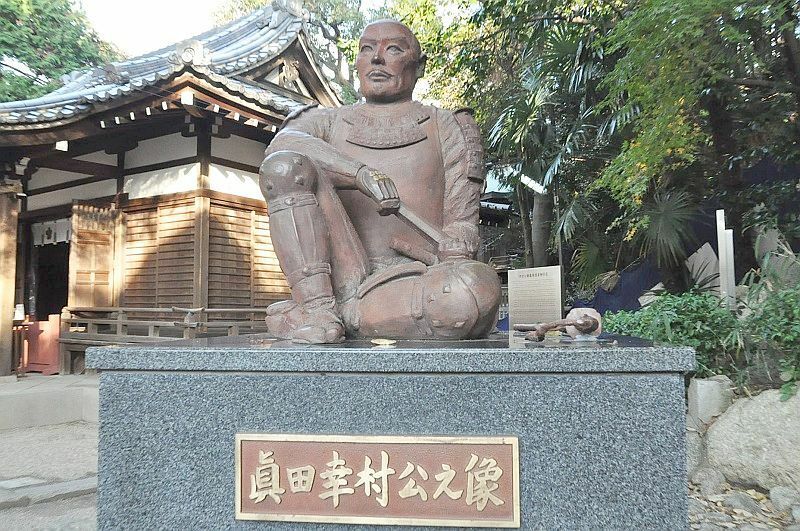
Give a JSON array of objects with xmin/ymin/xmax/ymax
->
[{"xmin": 88, "ymin": 338, "xmax": 694, "ymax": 529}]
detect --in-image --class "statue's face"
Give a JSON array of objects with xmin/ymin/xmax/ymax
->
[{"xmin": 356, "ymin": 22, "xmax": 420, "ymax": 104}]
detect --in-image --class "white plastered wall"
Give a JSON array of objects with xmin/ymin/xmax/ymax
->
[
  {"xmin": 125, "ymin": 132, "xmax": 196, "ymax": 167},
  {"xmin": 27, "ymin": 167, "xmax": 84, "ymax": 191},
  {"xmin": 122, "ymin": 132, "xmax": 199, "ymax": 199},
  {"xmin": 210, "ymin": 135, "xmax": 266, "ymax": 166},
  {"xmin": 124, "ymin": 163, "xmax": 200, "ymax": 199},
  {"xmin": 27, "ymin": 177, "xmax": 117, "ymax": 210},
  {"xmin": 27, "ymin": 151, "xmax": 118, "ymax": 211},
  {"xmin": 208, "ymin": 164, "xmax": 264, "ymax": 200},
  {"xmin": 209, "ymin": 135, "xmax": 267, "ymax": 200},
  {"xmin": 75, "ymin": 150, "xmax": 116, "ymax": 164}
]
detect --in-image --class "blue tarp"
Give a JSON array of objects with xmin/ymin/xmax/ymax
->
[{"xmin": 574, "ymin": 259, "xmax": 663, "ymax": 314}]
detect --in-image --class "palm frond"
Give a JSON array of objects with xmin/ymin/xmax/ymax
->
[
  {"xmin": 637, "ymin": 190, "xmax": 698, "ymax": 269},
  {"xmin": 542, "ymin": 107, "xmax": 594, "ymax": 187},
  {"xmin": 598, "ymin": 102, "xmax": 640, "ymax": 138},
  {"xmin": 557, "ymin": 194, "xmax": 599, "ymax": 242},
  {"xmin": 572, "ymin": 239, "xmax": 612, "ymax": 289}
]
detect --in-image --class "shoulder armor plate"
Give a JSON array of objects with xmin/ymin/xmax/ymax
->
[
  {"xmin": 453, "ymin": 108, "xmax": 485, "ymax": 183},
  {"xmin": 280, "ymin": 103, "xmax": 319, "ymax": 130}
]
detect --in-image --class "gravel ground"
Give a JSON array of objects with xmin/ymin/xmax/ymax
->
[
  {"xmin": 0, "ymin": 423, "xmax": 97, "ymax": 530},
  {"xmin": 0, "ymin": 494, "xmax": 96, "ymax": 531},
  {"xmin": 690, "ymin": 483, "xmax": 799, "ymax": 530},
  {"xmin": 0, "ymin": 422, "xmax": 97, "ymax": 483}
]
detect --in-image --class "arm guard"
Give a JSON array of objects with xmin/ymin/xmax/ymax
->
[
  {"xmin": 266, "ymin": 106, "xmax": 365, "ymax": 189},
  {"xmin": 438, "ymin": 108, "xmax": 484, "ymax": 257}
]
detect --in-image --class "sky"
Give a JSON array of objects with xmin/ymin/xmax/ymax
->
[
  {"xmin": 80, "ymin": 0, "xmax": 387, "ymax": 58},
  {"xmin": 80, "ymin": 0, "xmax": 229, "ymax": 58}
]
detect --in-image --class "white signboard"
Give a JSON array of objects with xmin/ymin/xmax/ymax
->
[{"xmin": 507, "ymin": 266, "xmax": 562, "ymax": 347}]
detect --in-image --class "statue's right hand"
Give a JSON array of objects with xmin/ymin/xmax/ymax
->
[{"xmin": 356, "ymin": 166, "xmax": 401, "ymax": 216}]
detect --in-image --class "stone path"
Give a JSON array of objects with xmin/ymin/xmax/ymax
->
[
  {"xmin": 690, "ymin": 483, "xmax": 799, "ymax": 530},
  {"xmin": 0, "ymin": 422, "xmax": 97, "ymax": 531},
  {"xmin": 1, "ymin": 494, "xmax": 96, "ymax": 530}
]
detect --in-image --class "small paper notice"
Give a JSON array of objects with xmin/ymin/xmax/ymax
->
[{"xmin": 507, "ymin": 266, "xmax": 562, "ymax": 347}]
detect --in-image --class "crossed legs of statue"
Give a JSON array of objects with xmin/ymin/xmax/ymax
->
[{"xmin": 259, "ymin": 151, "xmax": 501, "ymax": 343}]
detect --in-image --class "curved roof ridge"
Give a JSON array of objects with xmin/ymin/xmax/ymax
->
[
  {"xmin": 124, "ymin": 5, "xmax": 271, "ymax": 64},
  {"xmin": 0, "ymin": 2, "xmax": 323, "ymax": 126}
]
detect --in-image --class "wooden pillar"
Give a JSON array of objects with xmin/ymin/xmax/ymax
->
[
  {"xmin": 193, "ymin": 196, "xmax": 210, "ymax": 309},
  {"xmin": 197, "ymin": 119, "xmax": 211, "ymax": 190},
  {"xmin": 0, "ymin": 181, "xmax": 21, "ymax": 376},
  {"xmin": 194, "ymin": 120, "xmax": 211, "ymax": 309}
]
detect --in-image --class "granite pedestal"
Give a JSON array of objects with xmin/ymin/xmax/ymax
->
[{"xmin": 87, "ymin": 337, "xmax": 695, "ymax": 530}]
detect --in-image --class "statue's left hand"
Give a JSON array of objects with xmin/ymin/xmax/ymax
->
[{"xmin": 356, "ymin": 167, "xmax": 401, "ymax": 216}]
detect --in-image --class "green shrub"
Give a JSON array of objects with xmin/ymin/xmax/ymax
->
[
  {"xmin": 742, "ymin": 286, "xmax": 800, "ymax": 400},
  {"xmin": 604, "ymin": 292, "xmax": 739, "ymax": 377}
]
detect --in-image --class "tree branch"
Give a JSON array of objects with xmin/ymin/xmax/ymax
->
[
  {"xmin": 452, "ymin": 15, "xmax": 598, "ymax": 50},
  {"xmin": 721, "ymin": 76, "xmax": 800, "ymax": 93},
  {"xmin": 0, "ymin": 61, "xmax": 46, "ymax": 85},
  {"xmin": 309, "ymin": 19, "xmax": 338, "ymax": 43}
]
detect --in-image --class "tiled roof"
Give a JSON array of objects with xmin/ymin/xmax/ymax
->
[{"xmin": 0, "ymin": 2, "xmax": 312, "ymax": 126}]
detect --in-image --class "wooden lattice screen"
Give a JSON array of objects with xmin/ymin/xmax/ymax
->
[
  {"xmin": 123, "ymin": 198, "xmax": 195, "ymax": 308},
  {"xmin": 122, "ymin": 193, "xmax": 288, "ymax": 310},
  {"xmin": 69, "ymin": 203, "xmax": 121, "ymax": 308},
  {"xmin": 208, "ymin": 196, "xmax": 289, "ymax": 309}
]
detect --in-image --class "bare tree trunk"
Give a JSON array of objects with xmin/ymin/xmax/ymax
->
[
  {"xmin": 516, "ymin": 183, "xmax": 534, "ymax": 267},
  {"xmin": 530, "ymin": 191, "xmax": 554, "ymax": 266}
]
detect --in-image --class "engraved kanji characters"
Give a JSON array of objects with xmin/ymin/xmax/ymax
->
[
  {"xmin": 465, "ymin": 453, "xmax": 505, "ymax": 511},
  {"xmin": 398, "ymin": 462, "xmax": 429, "ymax": 501},
  {"xmin": 318, "ymin": 451, "xmax": 355, "ymax": 507},
  {"xmin": 433, "ymin": 463, "xmax": 463, "ymax": 500},
  {"xmin": 287, "ymin": 465, "xmax": 316, "ymax": 493},
  {"xmin": 244, "ymin": 445, "xmax": 507, "ymax": 514},
  {"xmin": 249, "ymin": 450, "xmax": 286, "ymax": 504},
  {"xmin": 354, "ymin": 451, "xmax": 396, "ymax": 507}
]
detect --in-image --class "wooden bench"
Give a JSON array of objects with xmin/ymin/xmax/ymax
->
[{"xmin": 58, "ymin": 306, "xmax": 275, "ymax": 373}]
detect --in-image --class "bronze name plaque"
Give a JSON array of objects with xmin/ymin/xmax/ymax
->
[{"xmin": 235, "ymin": 434, "xmax": 520, "ymax": 527}]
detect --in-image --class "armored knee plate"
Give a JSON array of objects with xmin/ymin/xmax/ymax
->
[
  {"xmin": 418, "ymin": 260, "xmax": 502, "ymax": 338},
  {"xmin": 351, "ymin": 259, "xmax": 502, "ymax": 339},
  {"xmin": 260, "ymin": 150, "xmax": 318, "ymax": 197}
]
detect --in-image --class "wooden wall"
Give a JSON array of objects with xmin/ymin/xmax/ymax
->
[
  {"xmin": 123, "ymin": 196, "xmax": 196, "ymax": 308},
  {"xmin": 122, "ymin": 191, "xmax": 288, "ymax": 309}
]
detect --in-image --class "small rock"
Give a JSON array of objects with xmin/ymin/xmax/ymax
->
[
  {"xmin": 687, "ymin": 428, "xmax": 705, "ymax": 476},
  {"xmin": 770, "ymin": 486, "xmax": 800, "ymax": 513},
  {"xmin": 689, "ymin": 497, "xmax": 707, "ymax": 515},
  {"xmin": 722, "ymin": 491, "xmax": 762, "ymax": 515},
  {"xmin": 703, "ymin": 512, "xmax": 734, "ymax": 524},
  {"xmin": 793, "ymin": 505, "xmax": 800, "ymax": 522},
  {"xmin": 688, "ymin": 376, "xmax": 734, "ymax": 430},
  {"xmin": 706, "ymin": 390, "xmax": 800, "ymax": 491},
  {"xmin": 692, "ymin": 467, "xmax": 729, "ymax": 496}
]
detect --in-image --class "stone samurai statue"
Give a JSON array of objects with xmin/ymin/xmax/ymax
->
[{"xmin": 259, "ymin": 20, "xmax": 501, "ymax": 343}]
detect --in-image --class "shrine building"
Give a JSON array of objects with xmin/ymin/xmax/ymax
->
[{"xmin": 0, "ymin": 3, "xmax": 339, "ymax": 374}]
